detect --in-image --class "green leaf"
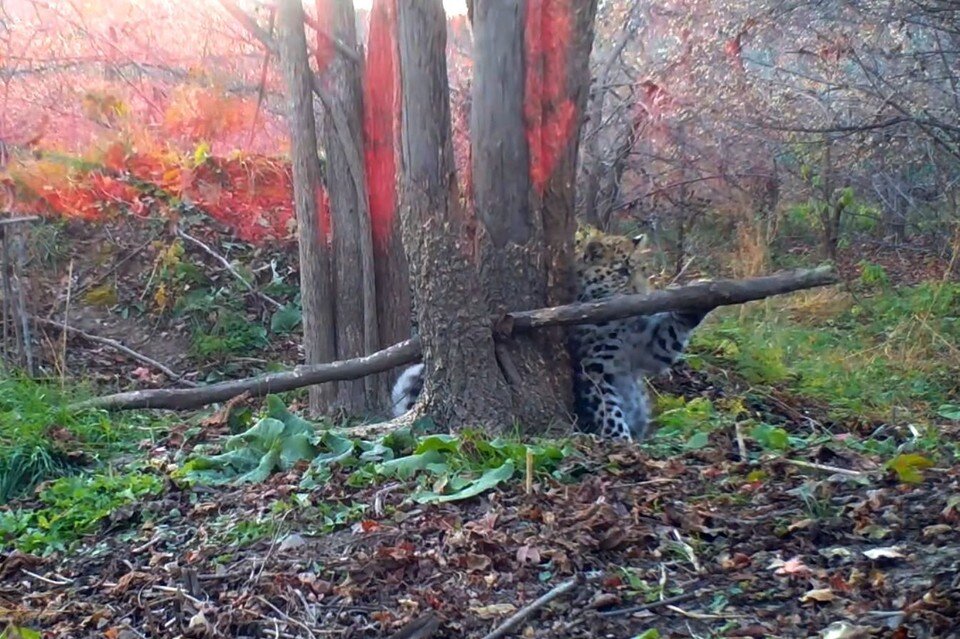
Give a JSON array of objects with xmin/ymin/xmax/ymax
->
[
  {"xmin": 312, "ymin": 432, "xmax": 355, "ymax": 465},
  {"xmin": 265, "ymin": 395, "xmax": 317, "ymax": 437},
  {"xmin": 751, "ymin": 424, "xmax": 790, "ymax": 450},
  {"xmin": 270, "ymin": 304, "xmax": 302, "ymax": 333},
  {"xmin": 192, "ymin": 141, "xmax": 211, "ymax": 166},
  {"xmin": 377, "ymin": 450, "xmax": 447, "ymax": 480},
  {"xmin": 937, "ymin": 404, "xmax": 960, "ymax": 420},
  {"xmin": 414, "ymin": 434, "xmax": 460, "ymax": 454},
  {"xmin": 886, "ymin": 453, "xmax": 934, "ymax": 485},
  {"xmin": 412, "ymin": 460, "xmax": 515, "ymax": 503},
  {"xmin": 632, "ymin": 630, "xmax": 661, "ymax": 639},
  {"xmin": 683, "ymin": 431, "xmax": 710, "ymax": 450},
  {"xmin": 839, "ymin": 186, "xmax": 855, "ymax": 208},
  {"xmin": 1, "ymin": 625, "xmax": 42, "ymax": 639}
]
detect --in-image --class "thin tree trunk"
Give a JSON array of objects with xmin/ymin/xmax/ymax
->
[
  {"xmin": 364, "ymin": 0, "xmax": 412, "ymax": 409},
  {"xmin": 396, "ymin": 0, "xmax": 512, "ymax": 430},
  {"xmin": 276, "ymin": 0, "xmax": 338, "ymax": 413},
  {"xmin": 579, "ymin": 3, "xmax": 636, "ymax": 228},
  {"xmin": 321, "ymin": 0, "xmax": 381, "ymax": 412}
]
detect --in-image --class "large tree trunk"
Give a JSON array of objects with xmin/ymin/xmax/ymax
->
[
  {"xmin": 396, "ymin": 0, "xmax": 512, "ymax": 430},
  {"xmin": 471, "ymin": 0, "xmax": 598, "ymax": 431},
  {"xmin": 319, "ymin": 0, "xmax": 382, "ymax": 413},
  {"xmin": 276, "ymin": 0, "xmax": 338, "ymax": 412}
]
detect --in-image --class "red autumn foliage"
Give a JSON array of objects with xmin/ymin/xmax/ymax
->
[
  {"xmin": 7, "ymin": 146, "xmax": 296, "ymax": 243},
  {"xmin": 3, "ymin": 0, "xmax": 584, "ymax": 247}
]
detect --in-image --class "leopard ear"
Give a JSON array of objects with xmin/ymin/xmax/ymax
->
[
  {"xmin": 631, "ymin": 233, "xmax": 648, "ymax": 248},
  {"xmin": 582, "ymin": 239, "xmax": 605, "ymax": 263}
]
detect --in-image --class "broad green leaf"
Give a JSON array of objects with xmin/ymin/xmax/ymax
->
[
  {"xmin": 414, "ymin": 434, "xmax": 460, "ymax": 454},
  {"xmin": 237, "ymin": 446, "xmax": 281, "ymax": 484},
  {"xmin": 377, "ymin": 449, "xmax": 447, "ymax": 480},
  {"xmin": 684, "ymin": 431, "xmax": 710, "ymax": 450},
  {"xmin": 412, "ymin": 460, "xmax": 515, "ymax": 504},
  {"xmin": 751, "ymin": 424, "xmax": 790, "ymax": 450},
  {"xmin": 266, "ymin": 395, "xmax": 317, "ymax": 437},
  {"xmin": 632, "ymin": 631, "xmax": 660, "ymax": 639},
  {"xmin": 270, "ymin": 304, "xmax": 302, "ymax": 333},
  {"xmin": 312, "ymin": 432, "xmax": 355, "ymax": 465},
  {"xmin": 224, "ymin": 417, "xmax": 285, "ymax": 451},
  {"xmin": 937, "ymin": 404, "xmax": 960, "ymax": 420}
]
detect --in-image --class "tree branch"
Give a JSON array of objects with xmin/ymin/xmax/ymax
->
[
  {"xmin": 72, "ymin": 266, "xmax": 838, "ymax": 412},
  {"xmin": 175, "ymin": 225, "xmax": 283, "ymax": 310},
  {"xmin": 34, "ymin": 316, "xmax": 197, "ymax": 387}
]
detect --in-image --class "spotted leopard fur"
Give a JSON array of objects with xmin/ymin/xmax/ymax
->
[{"xmin": 390, "ymin": 227, "xmax": 710, "ymax": 441}]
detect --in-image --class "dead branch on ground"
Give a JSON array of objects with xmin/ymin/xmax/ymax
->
[
  {"xmin": 34, "ymin": 316, "xmax": 198, "ymax": 387},
  {"xmin": 73, "ymin": 265, "xmax": 837, "ymax": 412}
]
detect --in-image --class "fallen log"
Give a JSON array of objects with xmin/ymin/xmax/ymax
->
[{"xmin": 73, "ymin": 265, "xmax": 837, "ymax": 412}]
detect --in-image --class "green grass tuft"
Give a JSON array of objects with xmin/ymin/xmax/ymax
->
[{"xmin": 0, "ymin": 377, "xmax": 165, "ymax": 504}]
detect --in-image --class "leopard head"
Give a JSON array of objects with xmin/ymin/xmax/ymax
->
[{"xmin": 575, "ymin": 228, "xmax": 652, "ymax": 301}]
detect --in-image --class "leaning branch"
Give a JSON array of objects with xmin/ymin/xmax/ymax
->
[{"xmin": 73, "ymin": 266, "xmax": 837, "ymax": 412}]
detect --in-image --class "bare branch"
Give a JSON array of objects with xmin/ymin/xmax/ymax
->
[
  {"xmin": 73, "ymin": 267, "xmax": 838, "ymax": 412},
  {"xmin": 34, "ymin": 316, "xmax": 197, "ymax": 387}
]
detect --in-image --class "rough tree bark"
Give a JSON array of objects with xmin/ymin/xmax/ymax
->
[
  {"xmin": 276, "ymin": 0, "xmax": 338, "ymax": 412},
  {"xmin": 396, "ymin": 0, "xmax": 512, "ymax": 430},
  {"xmin": 319, "ymin": 0, "xmax": 382, "ymax": 411},
  {"xmin": 471, "ymin": 0, "xmax": 598, "ymax": 431}
]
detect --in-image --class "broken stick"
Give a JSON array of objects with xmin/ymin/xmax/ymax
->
[{"xmin": 73, "ymin": 265, "xmax": 837, "ymax": 412}]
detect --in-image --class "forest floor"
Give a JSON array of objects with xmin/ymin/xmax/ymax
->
[{"xmin": 2, "ymin": 218, "xmax": 960, "ymax": 639}]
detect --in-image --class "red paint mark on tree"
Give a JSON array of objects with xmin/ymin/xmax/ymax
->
[
  {"xmin": 316, "ymin": 183, "xmax": 332, "ymax": 245},
  {"xmin": 524, "ymin": 0, "xmax": 577, "ymax": 194},
  {"xmin": 362, "ymin": 0, "xmax": 399, "ymax": 249},
  {"xmin": 311, "ymin": 1, "xmax": 335, "ymax": 74}
]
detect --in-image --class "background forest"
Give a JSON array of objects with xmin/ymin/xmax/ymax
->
[{"xmin": 1, "ymin": 1, "xmax": 959, "ymax": 638}]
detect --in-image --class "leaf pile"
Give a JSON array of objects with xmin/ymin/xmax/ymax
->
[{"xmin": 2, "ymin": 417, "xmax": 959, "ymax": 638}]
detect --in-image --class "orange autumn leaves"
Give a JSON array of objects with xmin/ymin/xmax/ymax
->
[{"xmin": 7, "ymin": 144, "xmax": 296, "ymax": 244}]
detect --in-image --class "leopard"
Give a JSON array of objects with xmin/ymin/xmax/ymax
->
[{"xmin": 389, "ymin": 226, "xmax": 710, "ymax": 442}]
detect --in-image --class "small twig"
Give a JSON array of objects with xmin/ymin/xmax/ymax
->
[
  {"xmin": 781, "ymin": 458, "xmax": 865, "ymax": 477},
  {"xmin": 734, "ymin": 420, "xmax": 748, "ymax": 461},
  {"xmin": 670, "ymin": 529, "xmax": 702, "ymax": 574},
  {"xmin": 61, "ymin": 259, "xmax": 74, "ymax": 387},
  {"xmin": 152, "ymin": 584, "xmax": 205, "ymax": 606},
  {"xmin": 0, "ymin": 215, "xmax": 40, "ymax": 226},
  {"xmin": 175, "ymin": 225, "xmax": 283, "ymax": 310},
  {"xmin": 668, "ymin": 255, "xmax": 697, "ymax": 286},
  {"xmin": 255, "ymin": 596, "xmax": 318, "ymax": 639},
  {"xmin": 12, "ymin": 227, "xmax": 34, "ymax": 375},
  {"xmin": 665, "ymin": 605, "xmax": 744, "ymax": 620},
  {"xmin": 21, "ymin": 569, "xmax": 74, "ymax": 586},
  {"xmin": 599, "ymin": 590, "xmax": 701, "ymax": 618},
  {"xmin": 33, "ymin": 315, "xmax": 197, "ymax": 387},
  {"xmin": 525, "ymin": 449, "xmax": 534, "ymax": 495},
  {"xmin": 480, "ymin": 578, "xmax": 578, "ymax": 639}
]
